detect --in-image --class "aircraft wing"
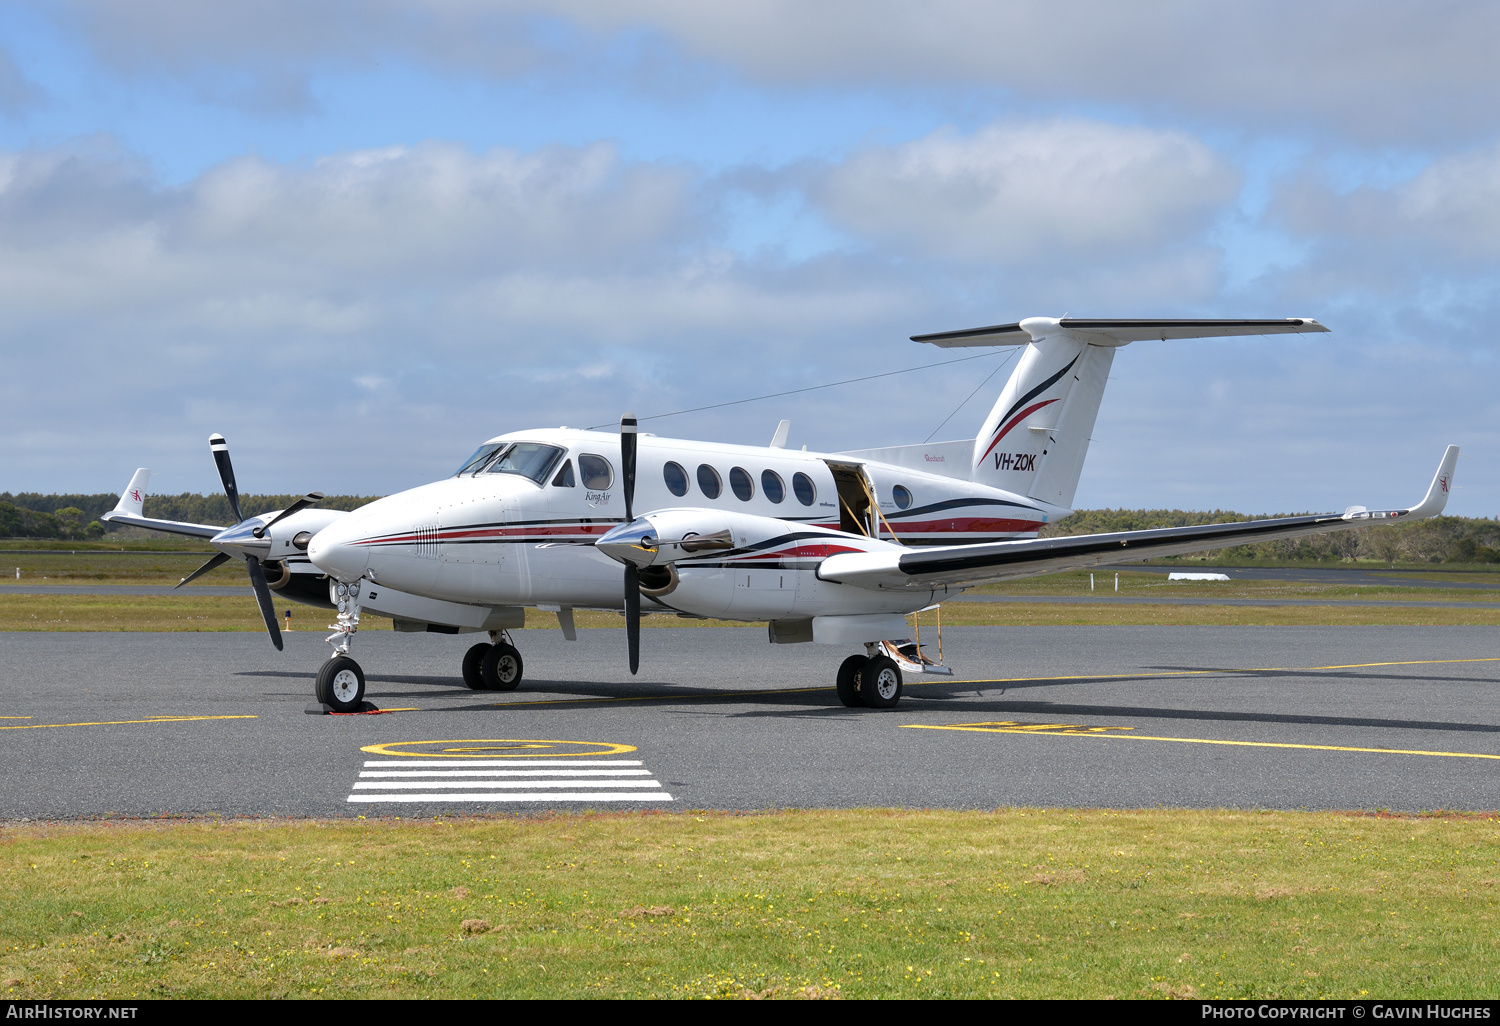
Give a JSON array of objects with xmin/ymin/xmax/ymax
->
[
  {"xmin": 99, "ymin": 467, "xmax": 224, "ymax": 539},
  {"xmin": 818, "ymin": 446, "xmax": 1459, "ymax": 591}
]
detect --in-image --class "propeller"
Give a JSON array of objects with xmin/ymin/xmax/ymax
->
[
  {"xmin": 621, "ymin": 413, "xmax": 640, "ymax": 675},
  {"xmin": 186, "ymin": 433, "xmax": 324, "ymax": 652},
  {"xmin": 253, "ymin": 492, "xmax": 325, "ymax": 538}
]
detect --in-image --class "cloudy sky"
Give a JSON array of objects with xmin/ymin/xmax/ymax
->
[{"xmin": 1, "ymin": 1, "xmax": 1496, "ymax": 516}]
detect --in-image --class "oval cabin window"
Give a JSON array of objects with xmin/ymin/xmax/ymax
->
[
  {"xmin": 663, "ymin": 461, "xmax": 689, "ymax": 497},
  {"xmin": 892, "ymin": 484, "xmax": 913, "ymax": 509},
  {"xmin": 729, "ymin": 467, "xmax": 754, "ymax": 501},
  {"xmin": 761, "ymin": 470, "xmax": 785, "ymax": 503},
  {"xmin": 697, "ymin": 464, "xmax": 722, "ymax": 499},
  {"xmin": 792, "ymin": 472, "xmax": 816, "ymax": 506},
  {"xmin": 578, "ymin": 454, "xmax": 614, "ymax": 490}
]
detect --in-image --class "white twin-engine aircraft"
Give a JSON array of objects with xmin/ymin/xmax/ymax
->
[{"xmin": 104, "ymin": 317, "xmax": 1459, "ymax": 713}]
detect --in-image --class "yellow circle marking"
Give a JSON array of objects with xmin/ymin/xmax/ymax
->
[{"xmin": 359, "ymin": 739, "xmax": 638, "ymax": 759}]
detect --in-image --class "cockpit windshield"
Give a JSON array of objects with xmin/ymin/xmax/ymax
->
[
  {"xmin": 485, "ymin": 442, "xmax": 565, "ymax": 484},
  {"xmin": 455, "ymin": 442, "xmax": 507, "ymax": 477}
]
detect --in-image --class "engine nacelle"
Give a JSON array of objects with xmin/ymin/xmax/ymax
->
[{"xmin": 599, "ymin": 508, "xmax": 912, "ymax": 621}]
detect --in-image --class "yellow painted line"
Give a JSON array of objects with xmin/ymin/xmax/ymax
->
[
  {"xmin": 903, "ymin": 722, "xmax": 1500, "ymax": 762},
  {"xmin": 0, "ymin": 714, "xmax": 257, "ymax": 731},
  {"xmin": 958, "ymin": 656, "xmax": 1500, "ymax": 688},
  {"xmin": 0, "ymin": 716, "xmax": 33, "ymax": 719},
  {"xmin": 361, "ymin": 739, "xmax": 637, "ymax": 759}
]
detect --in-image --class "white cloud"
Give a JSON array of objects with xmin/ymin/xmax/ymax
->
[
  {"xmin": 46, "ymin": 1, "xmax": 1500, "ymax": 144},
  {"xmin": 816, "ymin": 120, "xmax": 1237, "ymax": 264},
  {"xmin": 1, "ymin": 129, "xmax": 1493, "ymax": 517}
]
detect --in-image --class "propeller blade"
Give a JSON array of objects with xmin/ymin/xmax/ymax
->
[
  {"xmin": 621, "ymin": 413, "xmax": 637, "ymax": 523},
  {"xmin": 209, "ymin": 433, "xmax": 245, "ymax": 523},
  {"xmin": 245, "ymin": 556, "xmax": 285, "ymax": 651},
  {"xmin": 624, "ymin": 564, "xmax": 640, "ymax": 675},
  {"xmin": 176, "ymin": 551, "xmax": 231, "ymax": 589},
  {"xmin": 253, "ymin": 491, "xmax": 325, "ymax": 538}
]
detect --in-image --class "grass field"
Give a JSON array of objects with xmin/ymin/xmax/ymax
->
[
  {"xmin": 4, "ymin": 592, "xmax": 1500, "ymax": 632},
  {"xmin": 2, "ymin": 810, "xmax": 1496, "ymax": 1000}
]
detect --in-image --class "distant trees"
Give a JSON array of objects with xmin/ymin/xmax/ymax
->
[
  {"xmin": 0, "ymin": 502, "xmax": 105, "ymax": 540},
  {"xmin": 0, "ymin": 492, "xmax": 379, "ymax": 540}
]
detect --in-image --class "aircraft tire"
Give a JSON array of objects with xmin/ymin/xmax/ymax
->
[
  {"xmin": 461, "ymin": 643, "xmax": 491, "ymax": 690},
  {"xmin": 857, "ymin": 656, "xmax": 902, "ymax": 709},
  {"xmin": 835, "ymin": 655, "xmax": 866, "ymax": 708},
  {"xmin": 481, "ymin": 643, "xmax": 524, "ymax": 692},
  {"xmin": 316, "ymin": 656, "xmax": 366, "ymax": 712}
]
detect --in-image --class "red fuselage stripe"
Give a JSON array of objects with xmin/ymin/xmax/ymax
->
[{"xmin": 979, "ymin": 398, "xmax": 1059, "ymax": 461}]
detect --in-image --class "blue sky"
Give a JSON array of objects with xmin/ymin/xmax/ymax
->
[{"xmin": 1, "ymin": 1, "xmax": 1496, "ymax": 517}]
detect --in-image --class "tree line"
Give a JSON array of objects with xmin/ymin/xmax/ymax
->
[
  {"xmin": 3, "ymin": 491, "xmax": 1497, "ymax": 562},
  {"xmin": 0, "ymin": 492, "xmax": 379, "ymax": 541}
]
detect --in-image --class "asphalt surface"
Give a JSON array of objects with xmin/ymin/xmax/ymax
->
[{"xmin": 3, "ymin": 625, "xmax": 1499, "ymax": 818}]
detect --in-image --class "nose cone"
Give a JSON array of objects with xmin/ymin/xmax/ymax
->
[
  {"xmin": 307, "ymin": 516, "xmax": 370, "ymax": 581},
  {"xmin": 596, "ymin": 518, "xmax": 659, "ymax": 567}
]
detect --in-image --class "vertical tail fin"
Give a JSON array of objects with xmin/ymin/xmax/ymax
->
[
  {"xmin": 910, "ymin": 316, "xmax": 1332, "ymax": 509},
  {"xmin": 112, "ymin": 468, "xmax": 151, "ymax": 517},
  {"xmin": 969, "ymin": 319, "xmax": 1118, "ymax": 508}
]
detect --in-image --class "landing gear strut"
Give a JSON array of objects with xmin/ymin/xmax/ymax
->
[
  {"xmin": 315, "ymin": 579, "xmax": 367, "ymax": 712},
  {"xmin": 834, "ymin": 650, "xmax": 904, "ymax": 709}
]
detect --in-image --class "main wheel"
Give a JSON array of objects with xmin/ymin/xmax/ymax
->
[
  {"xmin": 857, "ymin": 655, "xmax": 902, "ymax": 709},
  {"xmin": 461, "ymin": 643, "xmax": 492, "ymax": 690},
  {"xmin": 480, "ymin": 642, "xmax": 524, "ymax": 691},
  {"xmin": 835, "ymin": 655, "xmax": 866, "ymax": 708},
  {"xmin": 316, "ymin": 655, "xmax": 366, "ymax": 712}
]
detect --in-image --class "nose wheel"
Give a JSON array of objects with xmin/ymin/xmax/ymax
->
[{"xmin": 316, "ymin": 655, "xmax": 366, "ymax": 712}]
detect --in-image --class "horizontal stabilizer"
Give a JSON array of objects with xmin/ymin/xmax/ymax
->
[{"xmin": 913, "ymin": 317, "xmax": 1329, "ymax": 348}]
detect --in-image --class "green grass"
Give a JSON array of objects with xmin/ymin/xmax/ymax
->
[{"xmin": 3, "ymin": 810, "xmax": 1498, "ymax": 1000}]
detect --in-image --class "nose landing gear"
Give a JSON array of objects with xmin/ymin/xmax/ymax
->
[{"xmin": 312, "ymin": 579, "xmax": 372, "ymax": 713}]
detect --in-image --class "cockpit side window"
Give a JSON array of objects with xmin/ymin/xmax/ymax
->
[
  {"xmin": 552, "ymin": 460, "xmax": 576, "ymax": 487},
  {"xmin": 455, "ymin": 442, "xmax": 506, "ymax": 477},
  {"xmin": 485, "ymin": 442, "xmax": 565, "ymax": 484},
  {"xmin": 577, "ymin": 454, "xmax": 614, "ymax": 490}
]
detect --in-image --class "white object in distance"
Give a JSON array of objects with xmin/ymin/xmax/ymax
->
[{"xmin": 1168, "ymin": 573, "xmax": 1231, "ymax": 582}]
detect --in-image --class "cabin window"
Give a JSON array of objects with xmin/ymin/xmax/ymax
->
[
  {"xmin": 761, "ymin": 469, "xmax": 785, "ymax": 503},
  {"xmin": 663, "ymin": 461, "xmax": 689, "ymax": 497},
  {"xmin": 455, "ymin": 442, "xmax": 505, "ymax": 476},
  {"xmin": 551, "ymin": 460, "xmax": 575, "ymax": 487},
  {"xmin": 485, "ymin": 442, "xmax": 565, "ymax": 484},
  {"xmin": 729, "ymin": 467, "xmax": 754, "ymax": 501},
  {"xmin": 892, "ymin": 484, "xmax": 913, "ymax": 509},
  {"xmin": 578, "ymin": 454, "xmax": 614, "ymax": 490},
  {"xmin": 792, "ymin": 472, "xmax": 816, "ymax": 506},
  {"xmin": 697, "ymin": 464, "xmax": 722, "ymax": 499}
]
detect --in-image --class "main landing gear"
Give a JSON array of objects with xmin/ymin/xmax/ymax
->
[
  {"xmin": 461, "ymin": 632, "xmax": 525, "ymax": 692},
  {"xmin": 835, "ymin": 648, "xmax": 904, "ymax": 710}
]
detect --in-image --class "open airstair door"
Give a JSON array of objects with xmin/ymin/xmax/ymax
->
[
  {"xmin": 912, "ymin": 317, "xmax": 1330, "ymax": 508},
  {"xmin": 823, "ymin": 461, "xmax": 874, "ymax": 537}
]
